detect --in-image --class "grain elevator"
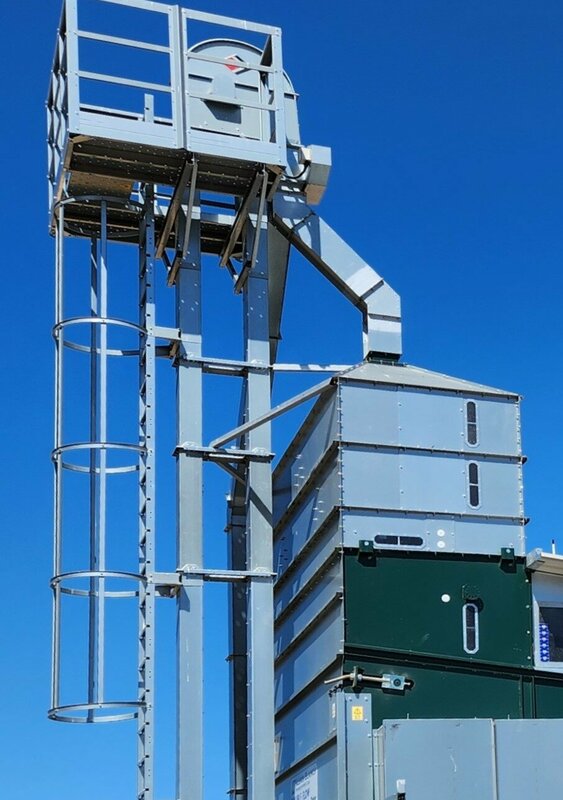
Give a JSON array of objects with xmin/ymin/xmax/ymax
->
[{"xmin": 45, "ymin": 1, "xmax": 563, "ymax": 798}]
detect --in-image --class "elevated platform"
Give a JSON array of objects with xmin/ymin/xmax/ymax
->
[{"xmin": 48, "ymin": 0, "xmax": 298, "ymax": 233}]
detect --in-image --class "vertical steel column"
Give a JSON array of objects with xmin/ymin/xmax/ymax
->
[
  {"xmin": 243, "ymin": 211, "xmax": 275, "ymax": 800},
  {"xmin": 175, "ymin": 197, "xmax": 203, "ymax": 800},
  {"xmin": 51, "ymin": 202, "xmax": 65, "ymax": 715},
  {"xmin": 87, "ymin": 238, "xmax": 99, "ymax": 718},
  {"xmin": 228, "ymin": 490, "xmax": 249, "ymax": 799},
  {"xmin": 86, "ymin": 218, "xmax": 109, "ymax": 718},
  {"xmin": 138, "ymin": 188, "xmax": 157, "ymax": 800},
  {"xmin": 98, "ymin": 201, "xmax": 108, "ymax": 704}
]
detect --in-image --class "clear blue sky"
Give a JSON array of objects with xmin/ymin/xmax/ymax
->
[{"xmin": 3, "ymin": 0, "xmax": 563, "ymax": 797}]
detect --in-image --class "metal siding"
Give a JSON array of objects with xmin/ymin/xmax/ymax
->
[
  {"xmin": 398, "ymin": 451, "xmax": 468, "ymax": 514},
  {"xmin": 344, "ymin": 555, "xmax": 533, "ymax": 667},
  {"xmin": 397, "ymin": 389, "xmax": 465, "ymax": 450},
  {"xmin": 474, "ymin": 397, "xmax": 521, "ymax": 456},
  {"xmin": 274, "ymin": 465, "xmax": 341, "ymax": 573},
  {"xmin": 341, "ymin": 694, "xmax": 374, "ymax": 800},
  {"xmin": 275, "ymin": 562, "xmax": 343, "ymax": 659},
  {"xmin": 341, "ymin": 510, "xmax": 525, "ymax": 556},
  {"xmin": 275, "ymin": 678, "xmax": 336, "ymax": 777},
  {"xmin": 274, "ymin": 368, "xmax": 523, "ymax": 560},
  {"xmin": 341, "ymin": 449, "xmax": 400, "ymax": 510},
  {"xmin": 275, "ymin": 520, "xmax": 341, "ymax": 611},
  {"xmin": 341, "ymin": 448, "xmax": 522, "ymax": 520},
  {"xmin": 534, "ymin": 677, "xmax": 563, "ymax": 717},
  {"xmin": 379, "ymin": 719, "xmax": 496, "ymax": 799},
  {"xmin": 338, "ymin": 361, "xmax": 518, "ymax": 398},
  {"xmin": 275, "ymin": 602, "xmax": 344, "ymax": 711},
  {"xmin": 339, "ymin": 383, "xmax": 400, "ymax": 446},
  {"xmin": 288, "ymin": 397, "xmax": 339, "ymax": 504},
  {"xmin": 477, "ymin": 460, "xmax": 523, "ymax": 518},
  {"xmin": 345, "ymin": 656, "xmax": 526, "ymax": 726},
  {"xmin": 275, "ymin": 745, "xmax": 336, "ymax": 800},
  {"xmin": 452, "ymin": 518, "xmax": 525, "ymax": 556},
  {"xmin": 495, "ymin": 719, "xmax": 563, "ymax": 798}
]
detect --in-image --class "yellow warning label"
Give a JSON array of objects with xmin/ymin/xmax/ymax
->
[{"xmin": 351, "ymin": 705, "xmax": 364, "ymax": 721}]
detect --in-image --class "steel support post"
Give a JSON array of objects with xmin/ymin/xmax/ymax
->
[
  {"xmin": 87, "ymin": 237, "xmax": 99, "ymax": 718},
  {"xmin": 228, "ymin": 490, "xmax": 249, "ymax": 798},
  {"xmin": 138, "ymin": 188, "xmax": 157, "ymax": 800},
  {"xmin": 175, "ymin": 196, "xmax": 204, "ymax": 800},
  {"xmin": 243, "ymin": 211, "xmax": 275, "ymax": 800},
  {"xmin": 51, "ymin": 202, "xmax": 65, "ymax": 714},
  {"xmin": 98, "ymin": 202, "xmax": 108, "ymax": 707},
  {"xmin": 86, "ymin": 213, "xmax": 109, "ymax": 718}
]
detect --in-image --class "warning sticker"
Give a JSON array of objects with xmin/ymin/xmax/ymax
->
[
  {"xmin": 351, "ymin": 705, "xmax": 364, "ymax": 721},
  {"xmin": 293, "ymin": 769, "xmax": 318, "ymax": 800}
]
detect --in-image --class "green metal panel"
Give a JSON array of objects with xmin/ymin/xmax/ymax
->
[
  {"xmin": 534, "ymin": 676, "xmax": 563, "ymax": 718},
  {"xmin": 344, "ymin": 552, "xmax": 533, "ymax": 667},
  {"xmin": 342, "ymin": 654, "xmax": 527, "ymax": 728}
]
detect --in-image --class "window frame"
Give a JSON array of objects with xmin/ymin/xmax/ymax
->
[
  {"xmin": 534, "ymin": 600, "xmax": 563, "ymax": 670},
  {"xmin": 462, "ymin": 601, "xmax": 480, "ymax": 654},
  {"xmin": 373, "ymin": 534, "xmax": 425, "ymax": 549},
  {"xmin": 467, "ymin": 461, "xmax": 481, "ymax": 509},
  {"xmin": 465, "ymin": 400, "xmax": 479, "ymax": 447}
]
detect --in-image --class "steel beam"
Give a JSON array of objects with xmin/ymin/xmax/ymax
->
[
  {"xmin": 137, "ymin": 187, "xmax": 156, "ymax": 800},
  {"xmin": 175, "ymin": 194, "xmax": 203, "ymax": 800},
  {"xmin": 243, "ymin": 209, "xmax": 275, "ymax": 800},
  {"xmin": 209, "ymin": 378, "xmax": 333, "ymax": 450}
]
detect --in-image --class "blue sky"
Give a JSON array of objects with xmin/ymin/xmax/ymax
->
[{"xmin": 3, "ymin": 0, "xmax": 563, "ymax": 797}]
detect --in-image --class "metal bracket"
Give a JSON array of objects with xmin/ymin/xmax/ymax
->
[
  {"xmin": 153, "ymin": 569, "xmax": 275, "ymax": 593},
  {"xmin": 173, "ymin": 444, "xmax": 273, "ymax": 463},
  {"xmin": 500, "ymin": 546, "xmax": 516, "ymax": 566},
  {"xmin": 219, "ymin": 169, "xmax": 267, "ymax": 269},
  {"xmin": 357, "ymin": 539, "xmax": 375, "ymax": 562},
  {"xmin": 325, "ymin": 666, "xmax": 413, "ymax": 692},
  {"xmin": 155, "ymin": 156, "xmax": 197, "ymax": 262}
]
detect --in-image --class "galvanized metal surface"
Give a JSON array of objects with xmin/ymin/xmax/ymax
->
[
  {"xmin": 46, "ymin": 4, "xmax": 563, "ymax": 800},
  {"xmin": 274, "ymin": 364, "xmax": 525, "ymax": 560},
  {"xmin": 376, "ymin": 718, "xmax": 563, "ymax": 800},
  {"xmin": 339, "ymin": 361, "xmax": 520, "ymax": 397}
]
